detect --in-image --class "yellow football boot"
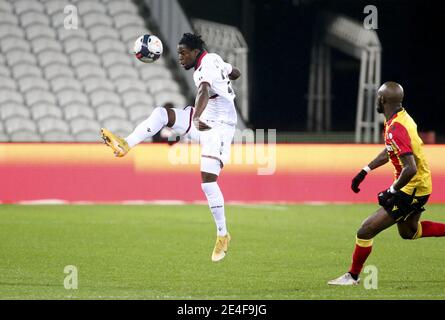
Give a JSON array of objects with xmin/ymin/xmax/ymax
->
[
  {"xmin": 211, "ymin": 233, "xmax": 231, "ymax": 262},
  {"xmin": 100, "ymin": 128, "xmax": 130, "ymax": 157}
]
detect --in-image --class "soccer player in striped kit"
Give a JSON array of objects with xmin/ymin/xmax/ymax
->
[{"xmin": 329, "ymin": 81, "xmax": 445, "ymax": 285}]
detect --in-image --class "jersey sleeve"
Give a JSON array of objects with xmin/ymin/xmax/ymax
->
[
  {"xmin": 389, "ymin": 122, "xmax": 413, "ymax": 156},
  {"xmin": 224, "ymin": 62, "xmax": 233, "ymax": 76}
]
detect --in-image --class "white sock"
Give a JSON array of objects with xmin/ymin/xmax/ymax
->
[
  {"xmin": 201, "ymin": 182, "xmax": 227, "ymax": 236},
  {"xmin": 125, "ymin": 107, "xmax": 168, "ymax": 148}
]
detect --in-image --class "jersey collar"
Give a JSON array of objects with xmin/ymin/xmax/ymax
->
[
  {"xmin": 386, "ymin": 108, "xmax": 404, "ymax": 126},
  {"xmin": 194, "ymin": 50, "xmax": 207, "ymax": 70}
]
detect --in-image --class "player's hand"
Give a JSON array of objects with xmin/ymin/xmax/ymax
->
[
  {"xmin": 351, "ymin": 169, "xmax": 368, "ymax": 193},
  {"xmin": 193, "ymin": 117, "xmax": 212, "ymax": 131},
  {"xmin": 377, "ymin": 189, "xmax": 396, "ymax": 208}
]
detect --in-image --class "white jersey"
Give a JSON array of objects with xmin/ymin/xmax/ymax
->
[{"xmin": 193, "ymin": 52, "xmax": 237, "ymax": 125}]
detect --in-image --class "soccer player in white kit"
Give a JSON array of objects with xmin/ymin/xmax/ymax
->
[{"xmin": 101, "ymin": 33, "xmax": 241, "ymax": 262}]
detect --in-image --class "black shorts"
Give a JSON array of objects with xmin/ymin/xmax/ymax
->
[{"xmin": 384, "ymin": 191, "xmax": 430, "ymax": 221}]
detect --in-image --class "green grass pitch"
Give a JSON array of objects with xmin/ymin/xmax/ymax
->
[{"xmin": 0, "ymin": 204, "xmax": 444, "ymax": 300}]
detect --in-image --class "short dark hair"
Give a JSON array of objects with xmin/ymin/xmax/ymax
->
[{"xmin": 179, "ymin": 33, "xmax": 205, "ymax": 51}]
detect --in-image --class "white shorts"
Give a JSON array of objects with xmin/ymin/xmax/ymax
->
[{"xmin": 172, "ymin": 106, "xmax": 235, "ymax": 175}]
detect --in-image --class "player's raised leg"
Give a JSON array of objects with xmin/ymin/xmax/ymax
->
[
  {"xmin": 328, "ymin": 207, "xmax": 395, "ymax": 285},
  {"xmin": 101, "ymin": 106, "xmax": 193, "ymax": 156}
]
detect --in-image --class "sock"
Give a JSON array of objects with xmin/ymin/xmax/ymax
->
[
  {"xmin": 417, "ymin": 221, "xmax": 445, "ymax": 238},
  {"xmin": 348, "ymin": 237, "xmax": 373, "ymax": 278},
  {"xmin": 125, "ymin": 107, "xmax": 168, "ymax": 148},
  {"xmin": 201, "ymin": 182, "xmax": 227, "ymax": 236}
]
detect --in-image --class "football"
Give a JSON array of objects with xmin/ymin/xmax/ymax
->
[{"xmin": 133, "ymin": 34, "xmax": 163, "ymax": 63}]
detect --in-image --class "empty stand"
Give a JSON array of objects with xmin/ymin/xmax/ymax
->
[{"xmin": 0, "ymin": 0, "xmax": 188, "ymax": 142}]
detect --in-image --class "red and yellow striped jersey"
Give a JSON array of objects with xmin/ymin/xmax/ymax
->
[{"xmin": 384, "ymin": 108, "xmax": 432, "ymax": 196}]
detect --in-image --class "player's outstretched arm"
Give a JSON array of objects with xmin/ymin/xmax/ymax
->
[
  {"xmin": 229, "ymin": 67, "xmax": 241, "ymax": 80},
  {"xmin": 351, "ymin": 148, "xmax": 389, "ymax": 193},
  {"xmin": 193, "ymin": 82, "xmax": 212, "ymax": 131},
  {"xmin": 368, "ymin": 148, "xmax": 390, "ymax": 170}
]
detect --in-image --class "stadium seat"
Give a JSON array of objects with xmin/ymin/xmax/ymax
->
[
  {"xmin": 58, "ymin": 28, "xmax": 88, "ymax": 42},
  {"xmin": 1, "ymin": 36, "xmax": 30, "ymax": 52},
  {"xmin": 57, "ymin": 89, "xmax": 89, "ymax": 107},
  {"xmin": 107, "ymin": 0, "xmax": 138, "ymax": 16},
  {"xmin": 77, "ymin": 0, "xmax": 106, "ymax": 15},
  {"xmin": 0, "ymin": 0, "xmax": 13, "ymax": 13},
  {"xmin": 0, "ymin": 89, "xmax": 24, "ymax": 104},
  {"xmin": 64, "ymin": 38, "xmax": 95, "ymax": 54},
  {"xmin": 37, "ymin": 50, "xmax": 70, "ymax": 67},
  {"xmin": 12, "ymin": 64, "xmax": 43, "ymax": 79},
  {"xmin": 139, "ymin": 64, "xmax": 173, "ymax": 80},
  {"xmin": 32, "ymin": 103, "xmax": 63, "ymax": 120},
  {"xmin": 64, "ymin": 103, "xmax": 96, "ymax": 120},
  {"xmin": 0, "ymin": 12, "xmax": 18, "ymax": 25},
  {"xmin": 70, "ymin": 50, "xmax": 101, "ymax": 67},
  {"xmin": 148, "ymin": 78, "xmax": 181, "ymax": 94},
  {"xmin": 6, "ymin": 50, "xmax": 37, "ymax": 67},
  {"xmin": 119, "ymin": 25, "xmax": 151, "ymax": 43},
  {"xmin": 102, "ymin": 117, "xmax": 134, "ymax": 137},
  {"xmin": 95, "ymin": 38, "xmax": 126, "ymax": 54},
  {"xmin": 90, "ymin": 90, "xmax": 122, "ymax": 107},
  {"xmin": 108, "ymin": 64, "xmax": 137, "ymax": 80},
  {"xmin": 31, "ymin": 37, "xmax": 63, "ymax": 54},
  {"xmin": 4, "ymin": 116, "xmax": 37, "ymax": 135},
  {"xmin": 0, "ymin": 76, "xmax": 17, "ymax": 90},
  {"xmin": 114, "ymin": 78, "xmax": 146, "ymax": 93},
  {"xmin": 38, "ymin": 117, "xmax": 70, "ymax": 134},
  {"xmin": 83, "ymin": 12, "xmax": 113, "ymax": 29},
  {"xmin": 18, "ymin": 76, "xmax": 50, "ymax": 92},
  {"xmin": 10, "ymin": 131, "xmax": 41, "ymax": 142},
  {"xmin": 82, "ymin": 77, "xmax": 114, "ymax": 93},
  {"xmin": 0, "ymin": 24, "xmax": 24, "ymax": 39},
  {"xmin": 14, "ymin": 0, "xmax": 45, "ymax": 15},
  {"xmin": 113, "ymin": 13, "xmax": 145, "ymax": 29},
  {"xmin": 122, "ymin": 91, "xmax": 154, "ymax": 108},
  {"xmin": 88, "ymin": 25, "xmax": 119, "ymax": 42},
  {"xmin": 20, "ymin": 12, "xmax": 50, "ymax": 28},
  {"xmin": 70, "ymin": 117, "xmax": 101, "ymax": 135},
  {"xmin": 75, "ymin": 65, "xmax": 107, "ymax": 79},
  {"xmin": 42, "ymin": 131, "xmax": 74, "ymax": 142},
  {"xmin": 44, "ymin": 63, "xmax": 75, "ymax": 80},
  {"xmin": 154, "ymin": 91, "xmax": 187, "ymax": 108},
  {"xmin": 96, "ymin": 104, "xmax": 127, "ymax": 122},
  {"xmin": 26, "ymin": 25, "xmax": 57, "ymax": 41},
  {"xmin": 128, "ymin": 105, "xmax": 153, "ymax": 123},
  {"xmin": 74, "ymin": 131, "xmax": 101, "ymax": 142},
  {"xmin": 0, "ymin": 103, "xmax": 30, "ymax": 120},
  {"xmin": 50, "ymin": 12, "xmax": 67, "ymax": 28},
  {"xmin": 0, "ymin": 65, "xmax": 10, "ymax": 77},
  {"xmin": 44, "ymin": 0, "xmax": 71, "ymax": 16},
  {"xmin": 101, "ymin": 52, "xmax": 133, "ymax": 68},
  {"xmin": 50, "ymin": 76, "xmax": 82, "ymax": 92},
  {"xmin": 25, "ymin": 89, "xmax": 57, "ymax": 106}
]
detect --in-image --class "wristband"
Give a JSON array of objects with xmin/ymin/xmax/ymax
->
[
  {"xmin": 363, "ymin": 166, "xmax": 371, "ymax": 173},
  {"xmin": 389, "ymin": 185, "xmax": 397, "ymax": 194}
]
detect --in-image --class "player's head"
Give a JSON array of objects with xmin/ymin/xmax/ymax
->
[
  {"xmin": 177, "ymin": 33, "xmax": 206, "ymax": 70},
  {"xmin": 376, "ymin": 81, "xmax": 404, "ymax": 114}
]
